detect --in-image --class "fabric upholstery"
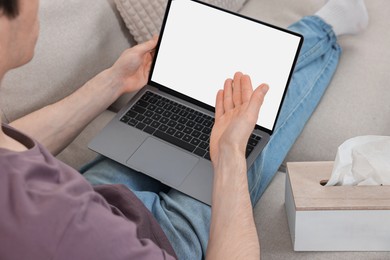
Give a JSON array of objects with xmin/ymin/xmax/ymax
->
[
  {"xmin": 239, "ymin": 0, "xmax": 390, "ymax": 163},
  {"xmin": 114, "ymin": 0, "xmax": 247, "ymax": 43},
  {"xmin": 0, "ymin": 0, "xmax": 134, "ymax": 123}
]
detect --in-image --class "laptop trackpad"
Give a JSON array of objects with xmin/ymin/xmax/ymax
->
[{"xmin": 126, "ymin": 137, "xmax": 199, "ymax": 187}]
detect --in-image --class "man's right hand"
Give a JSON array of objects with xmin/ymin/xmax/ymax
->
[
  {"xmin": 206, "ymin": 72, "xmax": 268, "ymax": 260},
  {"xmin": 210, "ymin": 72, "xmax": 269, "ymax": 168}
]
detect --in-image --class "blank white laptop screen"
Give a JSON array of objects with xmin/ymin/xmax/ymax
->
[{"xmin": 150, "ymin": 0, "xmax": 302, "ymax": 132}]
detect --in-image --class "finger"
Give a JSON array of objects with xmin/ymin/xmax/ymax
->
[
  {"xmin": 143, "ymin": 57, "xmax": 153, "ymax": 78},
  {"xmin": 215, "ymin": 89, "xmax": 225, "ymax": 120},
  {"xmin": 247, "ymin": 84, "xmax": 269, "ymax": 117},
  {"xmin": 233, "ymin": 72, "xmax": 243, "ymax": 107},
  {"xmin": 223, "ymin": 78, "xmax": 234, "ymax": 111},
  {"xmin": 241, "ymin": 74, "xmax": 253, "ymax": 103},
  {"xmin": 143, "ymin": 49, "xmax": 153, "ymax": 62},
  {"xmin": 133, "ymin": 36, "xmax": 158, "ymax": 54},
  {"xmin": 150, "ymin": 35, "xmax": 159, "ymax": 57}
]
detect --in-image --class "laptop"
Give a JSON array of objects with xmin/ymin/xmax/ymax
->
[{"xmin": 89, "ymin": 0, "xmax": 303, "ymax": 205}]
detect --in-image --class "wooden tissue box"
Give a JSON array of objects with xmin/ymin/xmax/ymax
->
[{"xmin": 285, "ymin": 161, "xmax": 390, "ymax": 251}]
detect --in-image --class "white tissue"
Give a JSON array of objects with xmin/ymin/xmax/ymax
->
[{"xmin": 325, "ymin": 136, "xmax": 390, "ymax": 186}]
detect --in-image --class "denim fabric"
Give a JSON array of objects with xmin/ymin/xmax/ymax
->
[
  {"xmin": 82, "ymin": 16, "xmax": 341, "ymax": 260},
  {"xmin": 247, "ymin": 16, "xmax": 341, "ymax": 205}
]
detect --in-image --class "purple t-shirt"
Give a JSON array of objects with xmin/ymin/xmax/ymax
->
[{"xmin": 0, "ymin": 124, "xmax": 176, "ymax": 259}]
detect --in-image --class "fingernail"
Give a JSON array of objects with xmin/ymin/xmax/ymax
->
[{"xmin": 261, "ymin": 84, "xmax": 269, "ymax": 94}]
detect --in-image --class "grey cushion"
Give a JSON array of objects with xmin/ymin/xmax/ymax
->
[
  {"xmin": 114, "ymin": 0, "xmax": 248, "ymax": 43},
  {"xmin": 0, "ymin": 0, "xmax": 134, "ymax": 123},
  {"xmin": 240, "ymin": 0, "xmax": 390, "ymax": 164}
]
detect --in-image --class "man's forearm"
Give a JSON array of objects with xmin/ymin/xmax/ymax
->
[
  {"xmin": 10, "ymin": 68, "xmax": 124, "ymax": 155},
  {"xmin": 207, "ymin": 150, "xmax": 260, "ymax": 260}
]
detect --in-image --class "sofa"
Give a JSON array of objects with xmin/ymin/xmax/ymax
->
[{"xmin": 1, "ymin": 0, "xmax": 389, "ymax": 259}]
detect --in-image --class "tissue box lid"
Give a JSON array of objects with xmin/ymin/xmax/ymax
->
[{"xmin": 287, "ymin": 161, "xmax": 390, "ymax": 211}]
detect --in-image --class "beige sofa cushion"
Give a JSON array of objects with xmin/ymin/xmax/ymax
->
[
  {"xmin": 240, "ymin": 0, "xmax": 390, "ymax": 163},
  {"xmin": 0, "ymin": 0, "xmax": 134, "ymax": 123},
  {"xmin": 114, "ymin": 0, "xmax": 247, "ymax": 43}
]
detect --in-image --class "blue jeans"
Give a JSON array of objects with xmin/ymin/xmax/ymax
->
[{"xmin": 82, "ymin": 16, "xmax": 341, "ymax": 260}]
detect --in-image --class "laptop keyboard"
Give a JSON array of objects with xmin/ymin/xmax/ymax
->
[{"xmin": 120, "ymin": 91, "xmax": 261, "ymax": 161}]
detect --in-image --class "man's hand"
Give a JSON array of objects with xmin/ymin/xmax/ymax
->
[
  {"xmin": 11, "ymin": 37, "xmax": 159, "ymax": 155},
  {"xmin": 210, "ymin": 72, "xmax": 269, "ymax": 168},
  {"xmin": 110, "ymin": 36, "xmax": 158, "ymax": 95},
  {"xmin": 206, "ymin": 72, "xmax": 268, "ymax": 260}
]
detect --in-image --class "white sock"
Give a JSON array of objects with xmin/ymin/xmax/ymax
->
[{"xmin": 315, "ymin": 0, "xmax": 369, "ymax": 36}]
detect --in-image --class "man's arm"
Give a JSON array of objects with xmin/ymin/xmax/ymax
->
[
  {"xmin": 207, "ymin": 72, "xmax": 269, "ymax": 259},
  {"xmin": 10, "ymin": 37, "xmax": 157, "ymax": 155}
]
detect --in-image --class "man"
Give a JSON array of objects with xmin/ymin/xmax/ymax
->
[{"xmin": 0, "ymin": 0, "xmax": 368, "ymax": 259}]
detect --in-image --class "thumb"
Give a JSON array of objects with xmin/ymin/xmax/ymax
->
[
  {"xmin": 133, "ymin": 36, "xmax": 158, "ymax": 54},
  {"xmin": 247, "ymin": 84, "xmax": 269, "ymax": 117}
]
